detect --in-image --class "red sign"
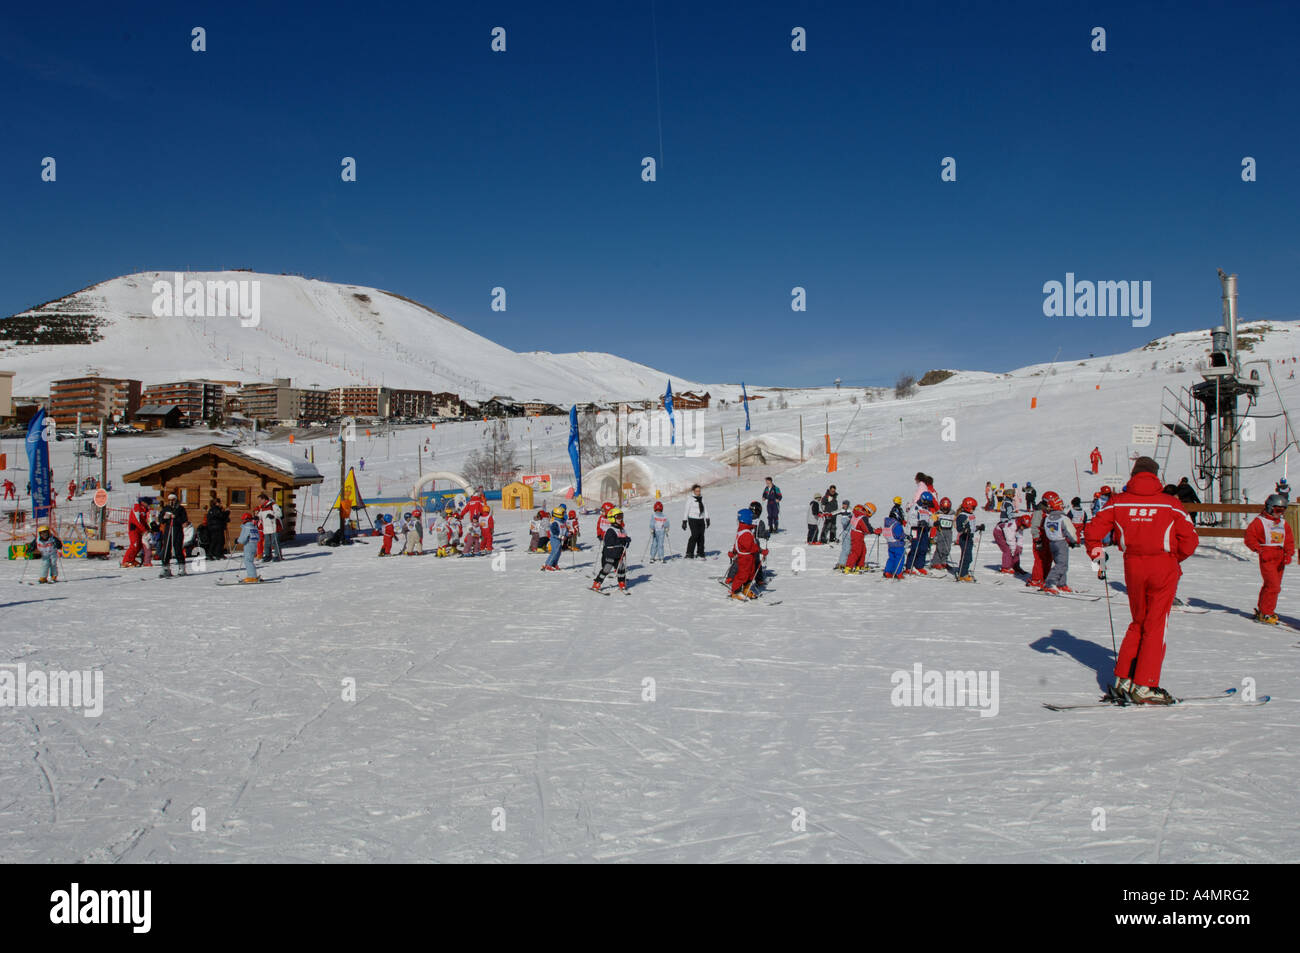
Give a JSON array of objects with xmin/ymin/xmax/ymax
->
[
  {"xmin": 93, "ymin": 488, "xmax": 108, "ymax": 507},
  {"xmin": 521, "ymin": 474, "xmax": 552, "ymax": 492}
]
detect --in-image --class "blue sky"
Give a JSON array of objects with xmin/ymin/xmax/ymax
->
[{"xmin": 1, "ymin": 1, "xmax": 1297, "ymax": 386}]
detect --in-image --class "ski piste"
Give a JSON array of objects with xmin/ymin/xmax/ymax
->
[{"xmin": 1043, "ymin": 687, "xmax": 1272, "ymax": 711}]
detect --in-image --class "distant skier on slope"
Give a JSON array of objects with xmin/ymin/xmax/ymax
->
[
  {"xmin": 591, "ymin": 507, "xmax": 630, "ymax": 592},
  {"xmin": 1084, "ymin": 457, "xmax": 1199, "ymax": 704},
  {"xmin": 762, "ymin": 477, "xmax": 782, "ymax": 532},
  {"xmin": 1089, "ymin": 447, "xmax": 1102, "ymax": 474},
  {"xmin": 1244, "ymin": 493, "xmax": 1294, "ymax": 625}
]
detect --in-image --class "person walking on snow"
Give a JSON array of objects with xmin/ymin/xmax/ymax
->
[
  {"xmin": 235, "ymin": 512, "xmax": 261, "ymax": 582},
  {"xmin": 1244, "ymin": 494, "xmax": 1294, "ymax": 625},
  {"xmin": 378, "ymin": 513, "xmax": 396, "ymax": 556},
  {"xmin": 762, "ymin": 477, "xmax": 782, "ymax": 532},
  {"xmin": 1040, "ymin": 492, "xmax": 1079, "ymax": 593},
  {"xmin": 2, "ymin": 478, "xmax": 14, "ymax": 500},
  {"xmin": 1024, "ymin": 482, "xmax": 1037, "ymax": 511},
  {"xmin": 683, "ymin": 485, "xmax": 709, "ymax": 558},
  {"xmin": 33, "ymin": 524, "xmax": 61, "ymax": 583},
  {"xmin": 591, "ymin": 507, "xmax": 630, "ymax": 591},
  {"xmin": 1084, "ymin": 457, "xmax": 1200, "ymax": 704},
  {"xmin": 820, "ymin": 486, "xmax": 839, "ymax": 543},
  {"xmin": 806, "ymin": 494, "xmax": 822, "ymax": 544},
  {"xmin": 649, "ymin": 501, "xmax": 669, "ymax": 561},
  {"xmin": 1090, "ymin": 446, "xmax": 1102, "ymax": 475},
  {"xmin": 727, "ymin": 508, "xmax": 767, "ymax": 599},
  {"xmin": 121, "ymin": 497, "xmax": 151, "ymax": 567}
]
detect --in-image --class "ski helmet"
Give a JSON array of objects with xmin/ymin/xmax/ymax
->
[
  {"xmin": 864, "ymin": 502, "xmax": 877, "ymax": 517},
  {"xmin": 1042, "ymin": 491, "xmax": 1064, "ymax": 511},
  {"xmin": 852, "ymin": 503, "xmax": 866, "ymax": 515},
  {"xmin": 1099, "ymin": 485, "xmax": 1113, "ymax": 497},
  {"xmin": 38, "ymin": 524, "xmax": 49, "ymax": 533},
  {"xmin": 653, "ymin": 501, "xmax": 664, "ymax": 512},
  {"xmin": 1266, "ymin": 493, "xmax": 1287, "ymax": 515},
  {"xmin": 938, "ymin": 496, "xmax": 952, "ymax": 512},
  {"xmin": 608, "ymin": 508, "xmax": 624, "ymax": 523},
  {"xmin": 892, "ymin": 496, "xmax": 902, "ymax": 505},
  {"xmin": 551, "ymin": 506, "xmax": 566, "ymax": 518},
  {"xmin": 737, "ymin": 508, "xmax": 754, "ymax": 525},
  {"xmin": 1278, "ymin": 479, "xmax": 1290, "ymax": 492},
  {"xmin": 601, "ymin": 502, "xmax": 614, "ymax": 513},
  {"xmin": 919, "ymin": 491, "xmax": 935, "ymax": 509},
  {"xmin": 960, "ymin": 497, "xmax": 978, "ymax": 513},
  {"xmin": 1016, "ymin": 514, "xmax": 1033, "ymax": 529},
  {"xmin": 750, "ymin": 501, "xmax": 763, "ymax": 517}
]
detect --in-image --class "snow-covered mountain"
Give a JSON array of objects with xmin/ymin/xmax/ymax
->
[{"xmin": 0, "ymin": 271, "xmax": 703, "ymax": 401}]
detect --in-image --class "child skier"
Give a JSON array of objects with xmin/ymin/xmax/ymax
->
[
  {"xmin": 567, "ymin": 508, "xmax": 581, "ymax": 550},
  {"xmin": 591, "ymin": 507, "xmax": 630, "ymax": 591},
  {"xmin": 930, "ymin": 497, "xmax": 955, "ymax": 570},
  {"xmin": 728, "ymin": 508, "xmax": 767, "ymax": 600},
  {"xmin": 882, "ymin": 508, "xmax": 907, "ymax": 578},
  {"xmin": 905, "ymin": 492, "xmax": 935, "ymax": 574},
  {"xmin": 649, "ymin": 501, "xmax": 669, "ymax": 561},
  {"xmin": 480, "ymin": 505, "xmax": 493, "ymax": 552},
  {"xmin": 953, "ymin": 497, "xmax": 982, "ymax": 582},
  {"xmin": 236, "ymin": 512, "xmax": 261, "ymax": 583},
  {"xmin": 1244, "ymin": 493, "xmax": 1295, "ymax": 624},
  {"xmin": 462, "ymin": 515, "xmax": 482, "ymax": 556},
  {"xmin": 807, "ymin": 494, "xmax": 822, "ymax": 544},
  {"xmin": 993, "ymin": 513, "xmax": 1027, "ymax": 574},
  {"xmin": 379, "ymin": 513, "xmax": 396, "ymax": 556},
  {"xmin": 542, "ymin": 506, "xmax": 566, "ymax": 571},
  {"xmin": 844, "ymin": 504, "xmax": 874, "ymax": 573},
  {"xmin": 529, "ymin": 509, "xmax": 546, "ymax": 552},
  {"xmin": 1040, "ymin": 492, "xmax": 1079, "ymax": 593},
  {"xmin": 33, "ymin": 524, "xmax": 61, "ymax": 583},
  {"xmin": 1026, "ymin": 501, "xmax": 1053, "ymax": 587},
  {"xmin": 834, "ymin": 501, "xmax": 853, "ymax": 569}
]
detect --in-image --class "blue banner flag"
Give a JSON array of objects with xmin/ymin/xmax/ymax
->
[
  {"xmin": 568, "ymin": 405, "xmax": 582, "ymax": 498},
  {"xmin": 26, "ymin": 407, "xmax": 52, "ymax": 523},
  {"xmin": 664, "ymin": 381, "xmax": 675, "ymax": 446},
  {"xmin": 742, "ymin": 382, "xmax": 751, "ymax": 432}
]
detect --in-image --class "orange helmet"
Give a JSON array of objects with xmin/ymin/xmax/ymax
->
[{"xmin": 863, "ymin": 502, "xmax": 877, "ymax": 517}]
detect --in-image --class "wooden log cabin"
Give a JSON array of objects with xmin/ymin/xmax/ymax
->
[{"xmin": 122, "ymin": 443, "xmax": 323, "ymax": 546}]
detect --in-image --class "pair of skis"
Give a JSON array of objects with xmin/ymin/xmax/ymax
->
[{"xmin": 1044, "ymin": 687, "xmax": 1270, "ymax": 711}]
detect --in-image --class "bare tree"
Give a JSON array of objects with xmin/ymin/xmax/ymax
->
[{"xmin": 895, "ymin": 374, "xmax": 917, "ymax": 399}]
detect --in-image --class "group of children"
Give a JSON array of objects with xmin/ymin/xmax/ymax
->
[{"xmin": 377, "ymin": 494, "xmax": 497, "ymax": 558}]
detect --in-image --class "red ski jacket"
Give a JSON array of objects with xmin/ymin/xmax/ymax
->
[
  {"xmin": 1244, "ymin": 511, "xmax": 1295, "ymax": 562},
  {"xmin": 1083, "ymin": 472, "xmax": 1199, "ymax": 562}
]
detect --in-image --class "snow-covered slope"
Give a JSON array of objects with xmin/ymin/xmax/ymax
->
[{"xmin": 0, "ymin": 271, "xmax": 702, "ymax": 402}]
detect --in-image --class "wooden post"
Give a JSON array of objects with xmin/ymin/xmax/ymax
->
[
  {"xmin": 799, "ymin": 416, "xmax": 804, "ymax": 463},
  {"xmin": 339, "ymin": 424, "xmax": 347, "ymax": 531},
  {"xmin": 736, "ymin": 429, "xmax": 741, "ymax": 476},
  {"xmin": 720, "ymin": 427, "xmax": 725, "ymax": 452}
]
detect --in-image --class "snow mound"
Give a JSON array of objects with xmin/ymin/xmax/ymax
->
[{"xmin": 710, "ymin": 431, "xmax": 814, "ymax": 466}]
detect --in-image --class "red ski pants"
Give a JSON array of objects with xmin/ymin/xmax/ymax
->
[
  {"xmin": 846, "ymin": 534, "xmax": 867, "ymax": 569},
  {"xmin": 1030, "ymin": 540, "xmax": 1053, "ymax": 585},
  {"xmin": 730, "ymin": 553, "xmax": 758, "ymax": 592},
  {"xmin": 1116, "ymin": 553, "xmax": 1181, "ymax": 687},
  {"xmin": 1257, "ymin": 549, "xmax": 1287, "ymax": 616}
]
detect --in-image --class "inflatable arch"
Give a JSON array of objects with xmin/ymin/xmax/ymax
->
[{"xmin": 409, "ymin": 471, "xmax": 472, "ymax": 501}]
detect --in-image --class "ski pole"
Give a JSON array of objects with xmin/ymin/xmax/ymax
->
[
  {"xmin": 973, "ymin": 528, "xmax": 983, "ymax": 570},
  {"xmin": 1098, "ymin": 553, "xmax": 1118, "ymax": 657}
]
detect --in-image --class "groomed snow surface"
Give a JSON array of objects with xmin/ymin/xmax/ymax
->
[{"xmin": 4, "ymin": 327, "xmax": 1300, "ymax": 862}]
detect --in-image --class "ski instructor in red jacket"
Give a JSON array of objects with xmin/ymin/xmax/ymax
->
[{"xmin": 1084, "ymin": 457, "xmax": 1199, "ymax": 704}]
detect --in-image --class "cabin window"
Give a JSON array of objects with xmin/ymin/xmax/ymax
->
[{"xmin": 230, "ymin": 489, "xmax": 248, "ymax": 506}]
